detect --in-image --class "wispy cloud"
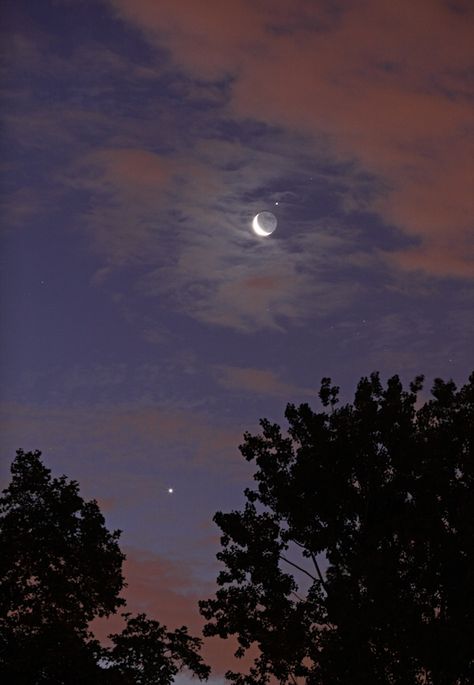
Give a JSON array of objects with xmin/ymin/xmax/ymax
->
[
  {"xmin": 62, "ymin": 137, "xmax": 363, "ymax": 331},
  {"xmin": 0, "ymin": 25, "xmax": 390, "ymax": 333},
  {"xmin": 0, "ymin": 400, "xmax": 244, "ymax": 479},
  {"xmin": 3, "ymin": 0, "xmax": 472, "ymax": 340},
  {"xmin": 106, "ymin": 0, "xmax": 474, "ymax": 279},
  {"xmin": 213, "ymin": 364, "xmax": 313, "ymax": 399}
]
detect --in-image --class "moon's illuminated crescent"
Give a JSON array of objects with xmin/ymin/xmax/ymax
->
[{"xmin": 252, "ymin": 211, "xmax": 277, "ymax": 237}]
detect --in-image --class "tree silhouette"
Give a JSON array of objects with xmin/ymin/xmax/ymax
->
[
  {"xmin": 105, "ymin": 613, "xmax": 211, "ymax": 685},
  {"xmin": 0, "ymin": 449, "xmax": 210, "ymax": 684},
  {"xmin": 200, "ymin": 372, "xmax": 474, "ymax": 685}
]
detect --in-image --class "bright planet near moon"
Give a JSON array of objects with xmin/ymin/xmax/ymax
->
[{"xmin": 252, "ymin": 211, "xmax": 277, "ymax": 237}]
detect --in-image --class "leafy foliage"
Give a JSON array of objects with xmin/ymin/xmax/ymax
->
[
  {"xmin": 0, "ymin": 450, "xmax": 209, "ymax": 684},
  {"xmin": 105, "ymin": 613, "xmax": 210, "ymax": 685},
  {"xmin": 200, "ymin": 372, "xmax": 474, "ymax": 685},
  {"xmin": 0, "ymin": 449, "xmax": 125, "ymax": 682}
]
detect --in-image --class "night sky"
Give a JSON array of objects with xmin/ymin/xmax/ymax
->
[{"xmin": 1, "ymin": 0, "xmax": 473, "ymax": 680}]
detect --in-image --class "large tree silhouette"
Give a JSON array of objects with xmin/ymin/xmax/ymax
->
[
  {"xmin": 200, "ymin": 372, "xmax": 474, "ymax": 685},
  {"xmin": 0, "ymin": 449, "xmax": 209, "ymax": 684}
]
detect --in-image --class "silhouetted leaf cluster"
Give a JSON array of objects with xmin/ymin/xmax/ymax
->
[{"xmin": 200, "ymin": 372, "xmax": 474, "ymax": 685}]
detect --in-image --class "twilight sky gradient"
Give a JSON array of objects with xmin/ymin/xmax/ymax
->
[{"xmin": 1, "ymin": 0, "xmax": 473, "ymax": 680}]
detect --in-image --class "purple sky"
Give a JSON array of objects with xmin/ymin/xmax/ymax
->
[{"xmin": 1, "ymin": 0, "xmax": 473, "ymax": 679}]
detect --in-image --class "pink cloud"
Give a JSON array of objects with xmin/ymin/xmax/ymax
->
[
  {"xmin": 92, "ymin": 547, "xmax": 254, "ymax": 676},
  {"xmin": 106, "ymin": 0, "xmax": 474, "ymax": 279},
  {"xmin": 70, "ymin": 147, "xmax": 174, "ymax": 200},
  {"xmin": 214, "ymin": 364, "xmax": 313, "ymax": 399},
  {"xmin": 94, "ymin": 148, "xmax": 172, "ymax": 189}
]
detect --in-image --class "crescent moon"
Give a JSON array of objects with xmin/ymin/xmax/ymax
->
[{"xmin": 252, "ymin": 211, "xmax": 277, "ymax": 237}]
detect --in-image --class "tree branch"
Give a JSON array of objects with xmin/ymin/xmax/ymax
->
[
  {"xmin": 291, "ymin": 538, "xmax": 306, "ymax": 549},
  {"xmin": 279, "ymin": 555, "xmax": 317, "ymax": 582},
  {"xmin": 281, "ymin": 535, "xmax": 328, "ymax": 594},
  {"xmin": 309, "ymin": 551, "xmax": 328, "ymax": 594},
  {"xmin": 291, "ymin": 590, "xmax": 304, "ymax": 602}
]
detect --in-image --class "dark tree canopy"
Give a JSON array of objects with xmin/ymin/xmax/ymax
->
[
  {"xmin": 200, "ymin": 372, "xmax": 474, "ymax": 685},
  {"xmin": 105, "ymin": 613, "xmax": 211, "ymax": 685},
  {"xmin": 0, "ymin": 450, "xmax": 210, "ymax": 684},
  {"xmin": 0, "ymin": 449, "xmax": 125, "ymax": 682}
]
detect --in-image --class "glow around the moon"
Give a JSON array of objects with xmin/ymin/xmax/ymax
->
[{"xmin": 252, "ymin": 211, "xmax": 277, "ymax": 237}]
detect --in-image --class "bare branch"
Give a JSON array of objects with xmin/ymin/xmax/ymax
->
[
  {"xmin": 291, "ymin": 590, "xmax": 305, "ymax": 602},
  {"xmin": 279, "ymin": 555, "xmax": 317, "ymax": 582},
  {"xmin": 309, "ymin": 551, "xmax": 328, "ymax": 594},
  {"xmin": 291, "ymin": 538, "xmax": 306, "ymax": 549}
]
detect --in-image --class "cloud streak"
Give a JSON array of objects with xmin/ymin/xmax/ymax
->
[
  {"xmin": 214, "ymin": 364, "xmax": 314, "ymax": 398},
  {"xmin": 0, "ymin": 400, "xmax": 244, "ymax": 483}
]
